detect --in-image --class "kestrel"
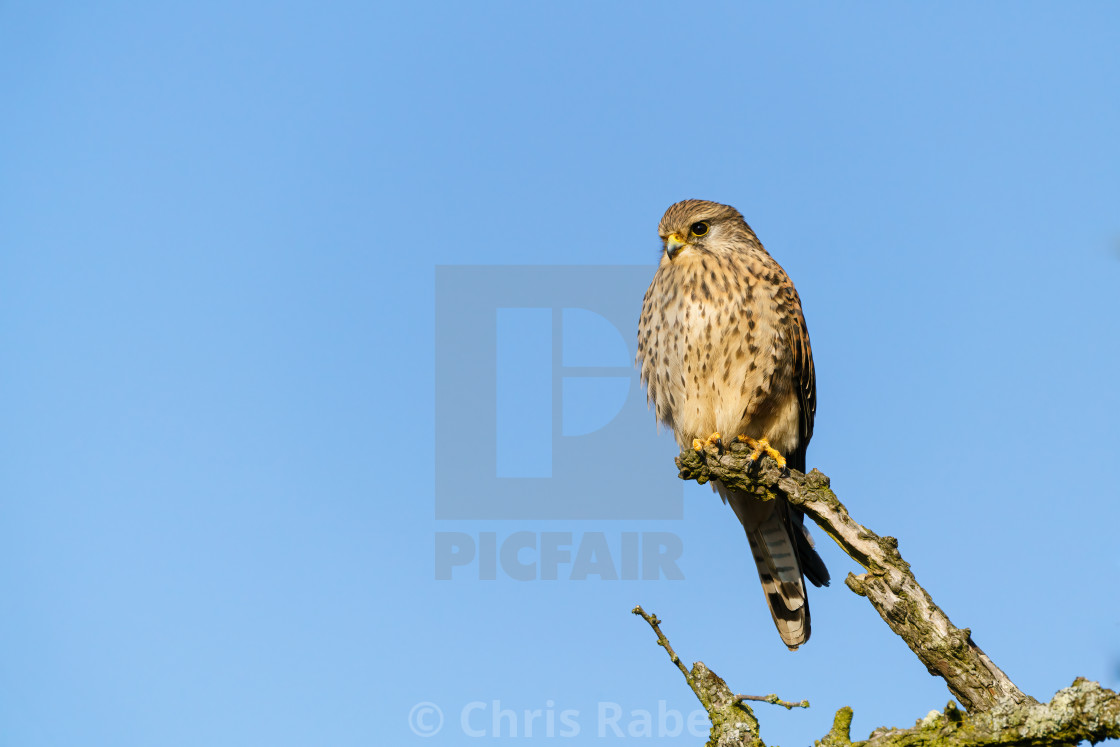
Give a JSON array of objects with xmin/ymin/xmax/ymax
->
[{"xmin": 637, "ymin": 199, "xmax": 830, "ymax": 650}]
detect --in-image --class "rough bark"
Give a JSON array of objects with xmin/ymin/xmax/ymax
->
[{"xmin": 629, "ymin": 441, "xmax": 1120, "ymax": 746}]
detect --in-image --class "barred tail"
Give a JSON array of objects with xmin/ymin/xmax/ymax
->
[{"xmin": 720, "ymin": 483, "xmax": 829, "ymax": 650}]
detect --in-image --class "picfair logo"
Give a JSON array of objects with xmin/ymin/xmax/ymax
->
[{"xmin": 434, "ymin": 266, "xmax": 682, "ymax": 520}]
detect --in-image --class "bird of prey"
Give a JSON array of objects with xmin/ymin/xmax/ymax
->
[{"xmin": 637, "ymin": 199, "xmax": 830, "ymax": 650}]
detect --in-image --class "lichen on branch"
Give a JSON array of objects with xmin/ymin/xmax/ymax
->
[
  {"xmin": 633, "ymin": 605, "xmax": 1120, "ymax": 747},
  {"xmin": 676, "ymin": 442, "xmax": 1026, "ymax": 712},
  {"xmin": 626, "ymin": 443, "xmax": 1120, "ymax": 746}
]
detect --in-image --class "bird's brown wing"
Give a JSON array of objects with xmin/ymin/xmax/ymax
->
[
  {"xmin": 787, "ymin": 296, "xmax": 816, "ymax": 473},
  {"xmin": 785, "ymin": 290, "xmax": 830, "ymax": 588}
]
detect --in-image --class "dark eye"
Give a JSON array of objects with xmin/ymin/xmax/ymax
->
[{"xmin": 690, "ymin": 221, "xmax": 710, "ymax": 237}]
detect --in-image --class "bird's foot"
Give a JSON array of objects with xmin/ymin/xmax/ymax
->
[
  {"xmin": 736, "ymin": 436, "xmax": 790, "ymax": 476},
  {"xmin": 691, "ymin": 432, "xmax": 724, "ymax": 452}
]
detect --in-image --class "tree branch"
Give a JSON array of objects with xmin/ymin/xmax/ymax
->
[
  {"xmin": 630, "ymin": 442, "xmax": 1119, "ymax": 746},
  {"xmin": 633, "ymin": 605, "xmax": 765, "ymax": 747},
  {"xmin": 675, "ymin": 440, "xmax": 1029, "ymax": 712},
  {"xmin": 735, "ymin": 693, "xmax": 809, "ymax": 710},
  {"xmin": 632, "ymin": 606, "xmax": 1120, "ymax": 747}
]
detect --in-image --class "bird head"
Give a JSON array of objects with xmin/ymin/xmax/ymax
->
[{"xmin": 657, "ymin": 199, "xmax": 756, "ymax": 263}]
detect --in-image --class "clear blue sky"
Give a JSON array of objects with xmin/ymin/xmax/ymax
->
[{"xmin": 2, "ymin": 2, "xmax": 1119, "ymax": 745}]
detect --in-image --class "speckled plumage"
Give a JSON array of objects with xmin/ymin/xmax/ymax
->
[{"xmin": 637, "ymin": 199, "xmax": 829, "ymax": 649}]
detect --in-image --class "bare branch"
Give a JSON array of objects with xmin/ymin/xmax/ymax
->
[
  {"xmin": 675, "ymin": 442, "xmax": 1030, "ymax": 712},
  {"xmin": 631, "ymin": 445, "xmax": 1120, "ymax": 746},
  {"xmin": 633, "ymin": 607, "xmax": 1120, "ymax": 747},
  {"xmin": 632, "ymin": 606, "xmax": 763, "ymax": 747},
  {"xmin": 735, "ymin": 693, "xmax": 809, "ymax": 710},
  {"xmin": 630, "ymin": 606, "xmax": 705, "ymax": 704},
  {"xmin": 857, "ymin": 679, "xmax": 1120, "ymax": 747}
]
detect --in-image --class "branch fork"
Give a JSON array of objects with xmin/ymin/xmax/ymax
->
[{"xmin": 628, "ymin": 446, "xmax": 1120, "ymax": 747}]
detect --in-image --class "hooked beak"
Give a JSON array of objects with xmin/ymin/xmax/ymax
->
[{"xmin": 665, "ymin": 233, "xmax": 687, "ymax": 260}]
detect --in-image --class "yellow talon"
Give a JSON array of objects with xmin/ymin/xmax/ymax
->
[
  {"xmin": 736, "ymin": 435, "xmax": 787, "ymax": 469},
  {"xmin": 692, "ymin": 432, "xmax": 723, "ymax": 451}
]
